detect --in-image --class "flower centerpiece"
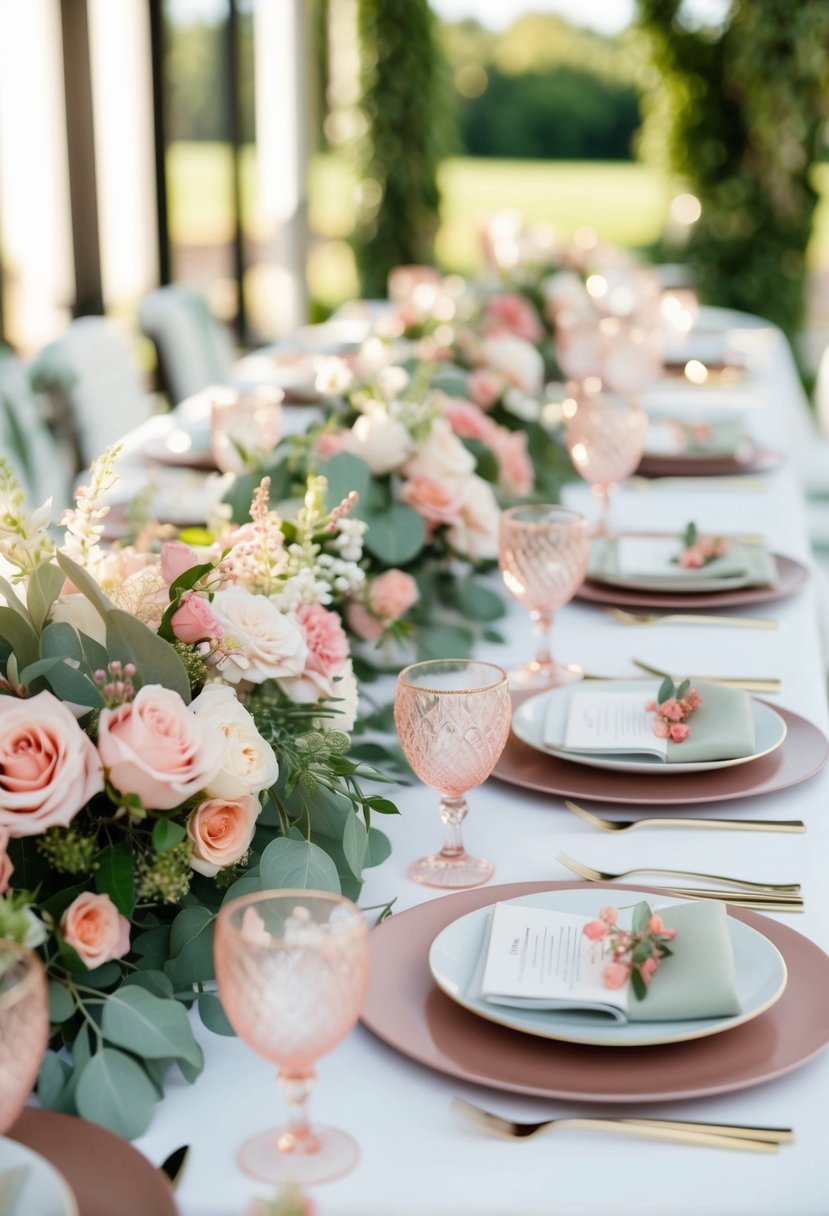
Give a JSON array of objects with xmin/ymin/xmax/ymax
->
[{"xmin": 0, "ymin": 450, "xmax": 397, "ymax": 1138}]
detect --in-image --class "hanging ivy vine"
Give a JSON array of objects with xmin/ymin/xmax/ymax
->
[{"xmin": 636, "ymin": 0, "xmax": 829, "ymax": 345}]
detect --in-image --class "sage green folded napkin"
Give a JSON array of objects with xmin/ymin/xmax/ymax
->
[
  {"xmin": 588, "ymin": 536, "xmax": 777, "ymax": 591},
  {"xmin": 544, "ymin": 681, "xmax": 757, "ymax": 763},
  {"xmin": 0, "ymin": 1166, "xmax": 29, "ymax": 1216},
  {"xmin": 645, "ymin": 417, "xmax": 746, "ymax": 457},
  {"xmin": 627, "ymin": 898, "xmax": 741, "ymax": 1021}
]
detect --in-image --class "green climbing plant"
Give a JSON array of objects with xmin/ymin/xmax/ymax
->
[{"xmin": 636, "ymin": 0, "xmax": 829, "ymax": 345}]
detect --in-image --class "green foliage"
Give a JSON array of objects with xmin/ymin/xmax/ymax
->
[
  {"xmin": 636, "ymin": 0, "xmax": 829, "ymax": 343},
  {"xmin": 356, "ymin": 0, "xmax": 448, "ymax": 294}
]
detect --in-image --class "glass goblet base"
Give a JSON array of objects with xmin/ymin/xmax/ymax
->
[
  {"xmin": 409, "ymin": 852, "xmax": 494, "ymax": 889},
  {"xmin": 238, "ymin": 1124, "xmax": 360, "ymax": 1186},
  {"xmin": 508, "ymin": 659, "xmax": 584, "ymax": 692}
]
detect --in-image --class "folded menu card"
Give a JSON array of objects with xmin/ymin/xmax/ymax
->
[
  {"xmin": 544, "ymin": 682, "xmax": 756, "ymax": 763},
  {"xmin": 588, "ymin": 536, "xmax": 777, "ymax": 590},
  {"xmin": 479, "ymin": 899, "xmax": 740, "ymax": 1023}
]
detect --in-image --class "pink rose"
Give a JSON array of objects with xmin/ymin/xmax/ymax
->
[
  {"xmin": 0, "ymin": 691, "xmax": 103, "ymax": 837},
  {"xmin": 599, "ymin": 906, "xmax": 618, "ymax": 925},
  {"xmin": 0, "ymin": 827, "xmax": 13, "ymax": 894},
  {"xmin": 346, "ymin": 601, "xmax": 385, "ymax": 643},
  {"xmin": 682, "ymin": 688, "xmax": 703, "ymax": 710},
  {"xmin": 652, "ymin": 720, "xmax": 669, "ymax": 739},
  {"xmin": 98, "ymin": 684, "xmax": 225, "ymax": 811},
  {"xmin": 658, "ymin": 698, "xmax": 684, "ymax": 722},
  {"xmin": 640, "ymin": 957, "xmax": 659, "ymax": 985},
  {"xmin": 187, "ymin": 794, "xmax": 260, "ymax": 877},
  {"xmin": 61, "ymin": 892, "xmax": 130, "ymax": 969},
  {"xmin": 669, "ymin": 722, "xmax": 691, "ymax": 743},
  {"xmin": 171, "ymin": 593, "xmax": 224, "ymax": 645},
  {"xmin": 583, "ymin": 919, "xmax": 607, "ymax": 941},
  {"xmin": 161, "ymin": 541, "xmax": 201, "ymax": 585},
  {"xmin": 678, "ymin": 547, "xmax": 705, "ymax": 569},
  {"xmin": 316, "ymin": 431, "xmax": 347, "ymax": 461},
  {"xmin": 467, "ymin": 368, "xmax": 504, "ymax": 410},
  {"xmin": 484, "ymin": 294, "xmax": 545, "ymax": 344},
  {"xmin": 400, "ymin": 475, "xmax": 463, "ymax": 526},
  {"xmin": 441, "ymin": 399, "xmax": 498, "ymax": 444},
  {"xmin": 603, "ymin": 962, "xmax": 629, "ymax": 990},
  {"xmin": 368, "ymin": 569, "xmax": 419, "ymax": 622},
  {"xmin": 647, "ymin": 914, "xmax": 665, "ymax": 935},
  {"xmin": 493, "ymin": 429, "xmax": 535, "ymax": 496}
]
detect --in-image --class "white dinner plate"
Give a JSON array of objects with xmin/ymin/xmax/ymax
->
[
  {"xmin": 428, "ymin": 888, "xmax": 788, "ymax": 1048},
  {"xmin": 0, "ymin": 1138, "xmax": 78, "ymax": 1216},
  {"xmin": 512, "ymin": 680, "xmax": 787, "ymax": 775}
]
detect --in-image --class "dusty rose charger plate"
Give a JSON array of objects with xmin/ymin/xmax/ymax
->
[
  {"xmin": 575, "ymin": 553, "xmax": 808, "ymax": 610},
  {"xmin": 362, "ymin": 881, "xmax": 829, "ymax": 1103},
  {"xmin": 636, "ymin": 448, "xmax": 782, "ymax": 479},
  {"xmin": 8, "ymin": 1109, "xmax": 178, "ymax": 1216},
  {"xmin": 491, "ymin": 702, "xmax": 827, "ymax": 806}
]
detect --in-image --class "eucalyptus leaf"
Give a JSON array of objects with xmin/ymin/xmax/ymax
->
[
  {"xmin": 320, "ymin": 452, "xmax": 371, "ymax": 508},
  {"xmin": 27, "ymin": 561, "xmax": 65, "ymax": 631},
  {"xmin": 657, "ymin": 675, "xmax": 675, "ymax": 704},
  {"xmin": 362, "ymin": 504, "xmax": 425, "ymax": 565},
  {"xmin": 101, "ymin": 986, "xmax": 203, "ymax": 1068},
  {"xmin": 55, "ymin": 551, "xmax": 114, "ymax": 618},
  {"xmin": 0, "ymin": 576, "xmax": 32, "ymax": 623},
  {"xmin": 0, "ymin": 606, "xmax": 39, "ymax": 668},
  {"xmin": 95, "ymin": 844, "xmax": 135, "ymax": 916},
  {"xmin": 454, "ymin": 580, "xmax": 506, "ymax": 622},
  {"xmin": 131, "ymin": 925, "xmax": 171, "ymax": 971},
  {"xmin": 222, "ymin": 874, "xmax": 262, "ymax": 903},
  {"xmin": 48, "ymin": 980, "xmax": 75, "ymax": 1024},
  {"xmin": 198, "ymin": 991, "xmax": 236, "ymax": 1036},
  {"xmin": 342, "ymin": 813, "xmax": 368, "ymax": 877},
  {"xmin": 121, "ymin": 969, "xmax": 175, "ymax": 1000},
  {"xmin": 75, "ymin": 1048, "xmax": 158, "ymax": 1140},
  {"xmin": 106, "ymin": 609, "xmax": 191, "ymax": 701},
  {"xmin": 259, "ymin": 837, "xmax": 341, "ymax": 893},
  {"xmin": 40, "ymin": 621, "xmax": 83, "ymax": 663},
  {"xmin": 37, "ymin": 1052, "xmax": 72, "ymax": 1109},
  {"xmin": 366, "ymin": 827, "xmax": 392, "ymax": 868},
  {"xmin": 44, "ymin": 661, "xmax": 103, "ymax": 708},
  {"xmin": 164, "ymin": 906, "xmax": 216, "ymax": 989},
  {"xmin": 152, "ymin": 818, "xmax": 187, "ymax": 853},
  {"xmin": 78, "ymin": 961, "xmax": 122, "ymax": 990}
]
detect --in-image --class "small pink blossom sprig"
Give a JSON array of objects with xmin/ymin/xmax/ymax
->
[
  {"xmin": 646, "ymin": 675, "xmax": 702, "ymax": 744},
  {"xmin": 583, "ymin": 903, "xmax": 677, "ymax": 1001},
  {"xmin": 675, "ymin": 521, "xmax": 730, "ymax": 569}
]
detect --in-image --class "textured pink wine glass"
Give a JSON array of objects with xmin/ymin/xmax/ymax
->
[
  {"xmin": 394, "ymin": 660, "xmax": 512, "ymax": 889},
  {"xmin": 0, "ymin": 942, "xmax": 48, "ymax": 1133},
  {"xmin": 214, "ymin": 890, "xmax": 369, "ymax": 1186},
  {"xmin": 565, "ymin": 392, "xmax": 648, "ymax": 535},
  {"xmin": 499, "ymin": 505, "xmax": 590, "ymax": 690}
]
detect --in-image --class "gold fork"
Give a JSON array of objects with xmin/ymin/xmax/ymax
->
[
  {"xmin": 556, "ymin": 851, "xmax": 800, "ymax": 894},
  {"xmin": 452, "ymin": 1099, "xmax": 791, "ymax": 1154},
  {"xmin": 563, "ymin": 799, "xmax": 805, "ymax": 835},
  {"xmin": 609, "ymin": 607, "xmax": 778, "ymax": 630},
  {"xmin": 631, "ymin": 657, "xmax": 781, "ymax": 694}
]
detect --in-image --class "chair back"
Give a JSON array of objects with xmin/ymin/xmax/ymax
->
[
  {"xmin": 139, "ymin": 284, "xmax": 234, "ymax": 405},
  {"xmin": 0, "ymin": 346, "xmax": 73, "ymax": 511}
]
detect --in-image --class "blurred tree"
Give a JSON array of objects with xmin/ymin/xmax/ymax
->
[
  {"xmin": 165, "ymin": 12, "xmax": 255, "ymax": 143},
  {"xmin": 636, "ymin": 0, "xmax": 829, "ymax": 342},
  {"xmin": 355, "ymin": 0, "xmax": 449, "ymax": 295}
]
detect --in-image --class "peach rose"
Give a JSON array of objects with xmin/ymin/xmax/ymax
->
[
  {"xmin": 467, "ymin": 368, "xmax": 504, "ymax": 410},
  {"xmin": 583, "ymin": 919, "xmax": 607, "ymax": 941},
  {"xmin": 484, "ymin": 294, "xmax": 545, "ymax": 344},
  {"xmin": 0, "ymin": 691, "xmax": 103, "ymax": 837},
  {"xmin": 61, "ymin": 892, "xmax": 130, "ymax": 969},
  {"xmin": 441, "ymin": 399, "xmax": 498, "ymax": 444},
  {"xmin": 493, "ymin": 429, "xmax": 535, "ymax": 496},
  {"xmin": 446, "ymin": 477, "xmax": 501, "ymax": 563},
  {"xmin": 171, "ymin": 593, "xmax": 223, "ymax": 645},
  {"xmin": 0, "ymin": 827, "xmax": 13, "ymax": 894},
  {"xmin": 346, "ymin": 601, "xmax": 385, "ymax": 643},
  {"xmin": 187, "ymin": 793, "xmax": 260, "ymax": 877},
  {"xmin": 369, "ymin": 570, "xmax": 419, "ymax": 621},
  {"xmin": 98, "ymin": 684, "xmax": 225, "ymax": 811},
  {"xmin": 400, "ymin": 475, "xmax": 463, "ymax": 526}
]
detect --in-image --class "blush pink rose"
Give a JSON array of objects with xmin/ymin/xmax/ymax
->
[
  {"xmin": 647, "ymin": 914, "xmax": 665, "ymax": 935},
  {"xmin": 0, "ymin": 827, "xmax": 13, "ymax": 894},
  {"xmin": 187, "ymin": 794, "xmax": 260, "ymax": 877},
  {"xmin": 484, "ymin": 294, "xmax": 545, "ymax": 344},
  {"xmin": 669, "ymin": 722, "xmax": 691, "ymax": 743},
  {"xmin": 467, "ymin": 368, "xmax": 504, "ymax": 410},
  {"xmin": 400, "ymin": 475, "xmax": 463, "ymax": 526},
  {"xmin": 493, "ymin": 429, "xmax": 535, "ymax": 495},
  {"xmin": 346, "ymin": 601, "xmax": 385, "ymax": 643},
  {"xmin": 161, "ymin": 540, "xmax": 201, "ymax": 585},
  {"xmin": 582, "ymin": 919, "xmax": 607, "ymax": 941},
  {"xmin": 368, "ymin": 569, "xmax": 419, "ymax": 621},
  {"xmin": 603, "ymin": 961, "xmax": 630, "ymax": 990},
  {"xmin": 441, "ymin": 399, "xmax": 498, "ymax": 444},
  {"xmin": 61, "ymin": 892, "xmax": 130, "ymax": 969},
  {"xmin": 0, "ymin": 691, "xmax": 103, "ymax": 837},
  {"xmin": 316, "ymin": 431, "xmax": 347, "ymax": 461},
  {"xmin": 652, "ymin": 720, "xmax": 670, "ymax": 738},
  {"xmin": 171, "ymin": 593, "xmax": 224, "ymax": 645},
  {"xmin": 678, "ymin": 547, "xmax": 705, "ymax": 569},
  {"xmin": 98, "ymin": 685, "xmax": 225, "ymax": 811},
  {"xmin": 658, "ymin": 698, "xmax": 684, "ymax": 722},
  {"xmin": 640, "ymin": 957, "xmax": 659, "ymax": 985}
]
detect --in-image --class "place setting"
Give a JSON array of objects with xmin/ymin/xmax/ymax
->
[{"xmin": 635, "ymin": 414, "xmax": 782, "ymax": 479}]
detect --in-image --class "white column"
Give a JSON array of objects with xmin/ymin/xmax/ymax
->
[
  {"xmin": 87, "ymin": 0, "xmax": 159, "ymax": 317},
  {"xmin": 0, "ymin": 0, "xmax": 74, "ymax": 352},
  {"xmin": 253, "ymin": 0, "xmax": 309, "ymax": 335}
]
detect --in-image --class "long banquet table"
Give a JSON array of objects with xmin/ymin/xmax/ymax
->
[{"xmin": 133, "ymin": 311, "xmax": 829, "ymax": 1215}]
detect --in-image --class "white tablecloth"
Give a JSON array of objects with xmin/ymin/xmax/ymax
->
[{"xmin": 134, "ymin": 313, "xmax": 829, "ymax": 1216}]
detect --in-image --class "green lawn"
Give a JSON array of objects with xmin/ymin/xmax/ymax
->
[{"xmin": 167, "ymin": 143, "xmax": 829, "ymax": 312}]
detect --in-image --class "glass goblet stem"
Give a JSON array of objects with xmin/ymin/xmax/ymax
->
[
  {"xmin": 276, "ymin": 1071, "xmax": 317, "ymax": 1155},
  {"xmin": 592, "ymin": 483, "xmax": 615, "ymax": 536},
  {"xmin": 530, "ymin": 609, "xmax": 554, "ymax": 669},
  {"xmin": 438, "ymin": 795, "xmax": 469, "ymax": 859}
]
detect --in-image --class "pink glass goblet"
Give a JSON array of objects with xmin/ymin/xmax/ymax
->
[
  {"xmin": 394, "ymin": 660, "xmax": 512, "ymax": 889},
  {"xmin": 499, "ymin": 505, "xmax": 590, "ymax": 690},
  {"xmin": 555, "ymin": 310, "xmax": 602, "ymax": 388},
  {"xmin": 0, "ymin": 942, "xmax": 49, "ymax": 1133},
  {"xmin": 210, "ymin": 385, "xmax": 284, "ymax": 474},
  {"xmin": 214, "ymin": 890, "xmax": 369, "ymax": 1186},
  {"xmin": 565, "ymin": 391, "xmax": 649, "ymax": 535},
  {"xmin": 598, "ymin": 316, "xmax": 664, "ymax": 397}
]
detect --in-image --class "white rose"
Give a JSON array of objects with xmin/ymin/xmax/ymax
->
[
  {"xmin": 50, "ymin": 594, "xmax": 107, "ymax": 646},
  {"xmin": 326, "ymin": 659, "xmax": 359, "ymax": 732},
  {"xmin": 480, "ymin": 334, "xmax": 544, "ymax": 398},
  {"xmin": 190, "ymin": 683, "xmax": 278, "ymax": 797},
  {"xmin": 446, "ymin": 476, "xmax": 501, "ymax": 563},
  {"xmin": 403, "ymin": 417, "xmax": 476, "ymax": 485},
  {"xmin": 211, "ymin": 588, "xmax": 307, "ymax": 685},
  {"xmin": 343, "ymin": 413, "xmax": 412, "ymax": 475}
]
